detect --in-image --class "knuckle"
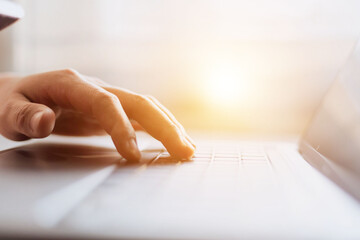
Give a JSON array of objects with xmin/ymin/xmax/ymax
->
[
  {"xmin": 15, "ymin": 104, "xmax": 32, "ymax": 129},
  {"xmin": 60, "ymin": 68, "xmax": 79, "ymax": 77},
  {"xmin": 134, "ymin": 94, "xmax": 150, "ymax": 105},
  {"xmin": 95, "ymin": 91, "xmax": 119, "ymax": 106}
]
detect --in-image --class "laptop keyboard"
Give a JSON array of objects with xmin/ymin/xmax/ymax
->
[
  {"xmin": 149, "ymin": 143, "xmax": 272, "ymax": 167},
  {"xmin": 63, "ymin": 141, "xmax": 280, "ymax": 226},
  {"xmin": 98, "ymin": 142, "xmax": 275, "ymax": 199}
]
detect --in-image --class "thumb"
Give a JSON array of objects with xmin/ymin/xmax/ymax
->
[{"xmin": 6, "ymin": 97, "xmax": 56, "ymax": 139}]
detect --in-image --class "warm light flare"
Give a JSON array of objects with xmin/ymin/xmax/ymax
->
[{"xmin": 204, "ymin": 63, "xmax": 248, "ymax": 107}]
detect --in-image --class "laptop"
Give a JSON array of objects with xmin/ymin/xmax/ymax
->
[
  {"xmin": 0, "ymin": 43, "xmax": 360, "ymax": 239},
  {"xmin": 0, "ymin": 0, "xmax": 23, "ymax": 31}
]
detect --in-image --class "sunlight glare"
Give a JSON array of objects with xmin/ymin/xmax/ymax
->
[{"xmin": 206, "ymin": 63, "xmax": 247, "ymax": 106}]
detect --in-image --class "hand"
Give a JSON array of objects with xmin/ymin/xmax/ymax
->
[{"xmin": 0, "ymin": 69, "xmax": 196, "ymax": 161}]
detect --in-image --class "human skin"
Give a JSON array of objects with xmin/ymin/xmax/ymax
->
[{"xmin": 0, "ymin": 69, "xmax": 196, "ymax": 161}]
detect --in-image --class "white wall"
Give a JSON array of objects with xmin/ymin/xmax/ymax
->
[{"xmin": 9, "ymin": 0, "xmax": 360, "ymax": 134}]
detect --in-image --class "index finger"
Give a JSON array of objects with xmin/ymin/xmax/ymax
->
[{"xmin": 17, "ymin": 69, "xmax": 141, "ymax": 161}]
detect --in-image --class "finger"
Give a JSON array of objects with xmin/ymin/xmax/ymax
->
[
  {"xmin": 146, "ymin": 95, "xmax": 196, "ymax": 148},
  {"xmin": 1, "ymin": 94, "xmax": 55, "ymax": 139},
  {"xmin": 53, "ymin": 109, "xmax": 105, "ymax": 136},
  {"xmin": 130, "ymin": 120, "xmax": 144, "ymax": 131},
  {"xmin": 105, "ymin": 87, "xmax": 195, "ymax": 159},
  {"xmin": 18, "ymin": 69, "xmax": 141, "ymax": 161}
]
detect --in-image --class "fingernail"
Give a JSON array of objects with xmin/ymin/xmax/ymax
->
[
  {"xmin": 30, "ymin": 112, "xmax": 43, "ymax": 133},
  {"xmin": 128, "ymin": 138, "xmax": 141, "ymax": 161},
  {"xmin": 182, "ymin": 137, "xmax": 195, "ymax": 159}
]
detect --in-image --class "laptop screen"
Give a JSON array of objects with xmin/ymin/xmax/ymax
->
[
  {"xmin": 0, "ymin": 0, "xmax": 24, "ymax": 31},
  {"xmin": 300, "ymin": 41, "xmax": 360, "ymax": 201}
]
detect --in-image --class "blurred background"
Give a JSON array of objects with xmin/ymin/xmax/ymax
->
[{"xmin": 1, "ymin": 0, "xmax": 360, "ymax": 135}]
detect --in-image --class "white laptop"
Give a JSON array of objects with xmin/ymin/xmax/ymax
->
[{"xmin": 0, "ymin": 42, "xmax": 360, "ymax": 239}]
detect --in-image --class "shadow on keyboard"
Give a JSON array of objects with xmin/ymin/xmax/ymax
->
[{"xmin": 0, "ymin": 143, "xmax": 185, "ymax": 172}]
